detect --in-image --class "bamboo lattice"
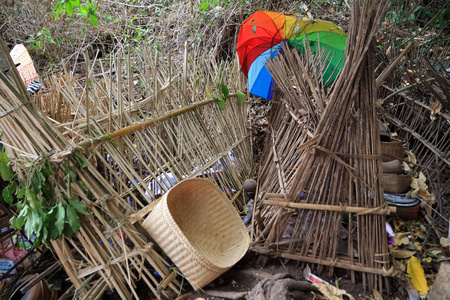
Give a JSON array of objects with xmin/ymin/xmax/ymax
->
[{"xmin": 0, "ymin": 38, "xmax": 252, "ymax": 299}]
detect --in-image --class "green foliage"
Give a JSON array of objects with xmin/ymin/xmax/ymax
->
[
  {"xmin": 236, "ymin": 90, "xmax": 246, "ymax": 103},
  {"xmin": 3, "ymin": 152, "xmax": 90, "ymax": 248},
  {"xmin": 386, "ymin": 1, "xmax": 448, "ymax": 29},
  {"xmin": 0, "ymin": 151, "xmax": 13, "ymax": 181},
  {"xmin": 214, "ymin": 84, "xmax": 246, "ymax": 110},
  {"xmin": 26, "ymin": 28, "xmax": 59, "ymax": 54},
  {"xmin": 51, "ymin": 0, "xmax": 98, "ymax": 26}
]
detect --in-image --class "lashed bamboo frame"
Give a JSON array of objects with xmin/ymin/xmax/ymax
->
[
  {"xmin": 251, "ymin": 1, "xmax": 392, "ymax": 294},
  {"xmin": 0, "ymin": 38, "xmax": 252, "ymax": 299}
]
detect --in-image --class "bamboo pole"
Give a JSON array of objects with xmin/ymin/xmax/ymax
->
[
  {"xmin": 263, "ymin": 199, "xmax": 395, "ymax": 215},
  {"xmin": 75, "ymin": 95, "xmax": 237, "ymax": 150}
]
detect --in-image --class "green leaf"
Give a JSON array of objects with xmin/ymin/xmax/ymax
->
[
  {"xmin": 79, "ymin": 6, "xmax": 87, "ymax": 15},
  {"xmin": 55, "ymin": 5, "xmax": 63, "ymax": 21},
  {"xmin": 65, "ymin": 2, "xmax": 73, "ymax": 15},
  {"xmin": 0, "ymin": 151, "xmax": 13, "ymax": 181},
  {"xmin": 66, "ymin": 206, "xmax": 81, "ymax": 233},
  {"xmin": 33, "ymin": 235, "xmax": 42, "ymax": 248},
  {"xmin": 236, "ymin": 90, "xmax": 246, "ymax": 103},
  {"xmin": 68, "ymin": 198, "xmax": 89, "ymax": 215},
  {"xmin": 55, "ymin": 202, "xmax": 65, "ymax": 235},
  {"xmin": 252, "ymin": 24, "xmax": 256, "ymax": 34},
  {"xmin": 17, "ymin": 188, "xmax": 26, "ymax": 199},
  {"xmin": 24, "ymin": 210, "xmax": 40, "ymax": 237},
  {"xmin": 221, "ymin": 83, "xmax": 229, "ymax": 98},
  {"xmin": 2, "ymin": 183, "xmax": 16, "ymax": 205},
  {"xmin": 90, "ymin": 14, "xmax": 98, "ymax": 26},
  {"xmin": 25, "ymin": 189, "xmax": 41, "ymax": 211},
  {"xmin": 11, "ymin": 206, "xmax": 28, "ymax": 229},
  {"xmin": 217, "ymin": 98, "xmax": 226, "ymax": 110},
  {"xmin": 71, "ymin": 0, "xmax": 80, "ymax": 5}
]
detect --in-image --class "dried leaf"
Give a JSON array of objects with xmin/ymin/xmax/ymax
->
[
  {"xmin": 407, "ymin": 256, "xmax": 429, "ymax": 295},
  {"xmin": 372, "ymin": 289, "xmax": 383, "ymax": 300},
  {"xmin": 394, "ymin": 232, "xmax": 410, "ymax": 246},
  {"xmin": 404, "ymin": 150, "xmax": 417, "ymax": 164},
  {"xmin": 313, "ymin": 283, "xmax": 355, "ymax": 300},
  {"xmin": 440, "ymin": 237, "xmax": 450, "ymax": 248},
  {"xmin": 393, "ymin": 219, "xmax": 401, "ymax": 231},
  {"xmin": 410, "ymin": 172, "xmax": 435, "ymax": 212},
  {"xmin": 391, "ymin": 249, "xmax": 415, "ymax": 259},
  {"xmin": 414, "ymin": 242, "xmax": 422, "ymax": 251},
  {"xmin": 430, "ymin": 101, "xmax": 442, "ymax": 121}
]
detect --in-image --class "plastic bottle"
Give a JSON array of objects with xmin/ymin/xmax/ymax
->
[{"xmin": 242, "ymin": 200, "xmax": 253, "ymax": 224}]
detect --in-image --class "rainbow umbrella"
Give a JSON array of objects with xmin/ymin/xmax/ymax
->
[{"xmin": 237, "ymin": 11, "xmax": 347, "ymax": 99}]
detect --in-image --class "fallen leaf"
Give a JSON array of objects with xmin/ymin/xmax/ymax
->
[
  {"xmin": 404, "ymin": 150, "xmax": 417, "ymax": 164},
  {"xmin": 394, "ymin": 232, "xmax": 410, "ymax": 246},
  {"xmin": 391, "ymin": 249, "xmax": 416, "ymax": 259},
  {"xmin": 427, "ymin": 249, "xmax": 442, "ymax": 257},
  {"xmin": 393, "ymin": 219, "xmax": 401, "ymax": 231},
  {"xmin": 430, "ymin": 101, "xmax": 442, "ymax": 121},
  {"xmin": 313, "ymin": 283, "xmax": 355, "ymax": 300},
  {"xmin": 373, "ymin": 289, "xmax": 383, "ymax": 300},
  {"xmin": 414, "ymin": 242, "xmax": 422, "ymax": 251},
  {"xmin": 440, "ymin": 237, "xmax": 450, "ymax": 248},
  {"xmin": 407, "ymin": 256, "xmax": 429, "ymax": 295}
]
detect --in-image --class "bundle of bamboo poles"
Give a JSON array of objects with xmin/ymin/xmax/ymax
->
[
  {"xmin": 0, "ymin": 37, "xmax": 252, "ymax": 299},
  {"xmin": 252, "ymin": 0, "xmax": 392, "ymax": 294}
]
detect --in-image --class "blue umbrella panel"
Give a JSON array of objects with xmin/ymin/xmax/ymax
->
[{"xmin": 248, "ymin": 44, "xmax": 282, "ymax": 100}]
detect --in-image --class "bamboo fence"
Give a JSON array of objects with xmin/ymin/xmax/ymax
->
[
  {"xmin": 252, "ymin": 0, "xmax": 393, "ymax": 294},
  {"xmin": 0, "ymin": 37, "xmax": 252, "ymax": 299}
]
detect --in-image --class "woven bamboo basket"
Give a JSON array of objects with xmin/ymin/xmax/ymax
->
[
  {"xmin": 142, "ymin": 178, "xmax": 250, "ymax": 290},
  {"xmin": 382, "ymin": 159, "xmax": 403, "ymax": 174},
  {"xmin": 382, "ymin": 173, "xmax": 411, "ymax": 194},
  {"xmin": 380, "ymin": 141, "xmax": 404, "ymax": 162}
]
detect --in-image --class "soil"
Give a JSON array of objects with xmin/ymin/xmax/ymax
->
[{"xmin": 183, "ymin": 252, "xmax": 400, "ymax": 300}]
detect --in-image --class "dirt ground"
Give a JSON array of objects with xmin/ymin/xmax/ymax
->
[{"xmin": 183, "ymin": 252, "xmax": 402, "ymax": 300}]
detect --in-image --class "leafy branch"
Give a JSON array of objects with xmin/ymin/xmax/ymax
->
[
  {"xmin": 213, "ymin": 83, "xmax": 246, "ymax": 110},
  {"xmin": 0, "ymin": 151, "xmax": 90, "ymax": 248},
  {"xmin": 51, "ymin": 0, "xmax": 99, "ymax": 26}
]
